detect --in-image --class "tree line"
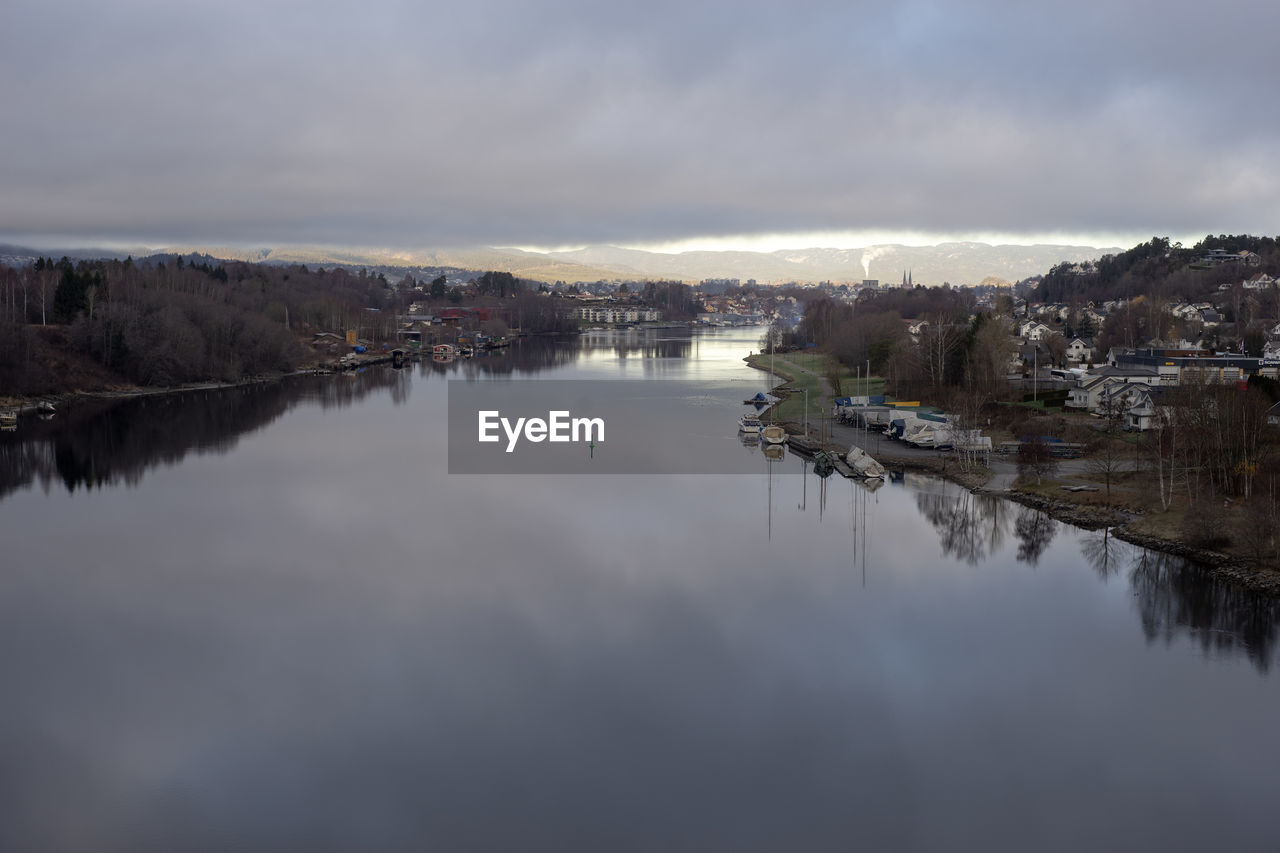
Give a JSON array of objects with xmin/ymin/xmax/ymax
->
[{"xmin": 0, "ymin": 256, "xmax": 406, "ymax": 393}]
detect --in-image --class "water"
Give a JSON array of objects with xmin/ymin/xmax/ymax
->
[{"xmin": 2, "ymin": 328, "xmax": 1278, "ymax": 852}]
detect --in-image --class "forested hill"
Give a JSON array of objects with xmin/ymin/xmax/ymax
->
[
  {"xmin": 0, "ymin": 255, "xmax": 571, "ymax": 398},
  {"xmin": 1032, "ymin": 235, "xmax": 1280, "ymax": 304}
]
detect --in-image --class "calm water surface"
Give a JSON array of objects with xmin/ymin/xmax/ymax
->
[{"xmin": 2, "ymin": 328, "xmax": 1279, "ymax": 852}]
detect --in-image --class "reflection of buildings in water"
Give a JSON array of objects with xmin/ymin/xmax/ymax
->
[
  {"xmin": 422, "ymin": 336, "xmax": 582, "ymax": 377},
  {"xmin": 423, "ymin": 331, "xmax": 692, "ymax": 377},
  {"xmin": 0, "ymin": 369, "xmax": 407, "ymax": 504},
  {"xmin": 578, "ymin": 328, "xmax": 693, "ymax": 363}
]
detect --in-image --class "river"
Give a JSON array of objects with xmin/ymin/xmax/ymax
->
[{"xmin": 2, "ymin": 327, "xmax": 1278, "ymax": 852}]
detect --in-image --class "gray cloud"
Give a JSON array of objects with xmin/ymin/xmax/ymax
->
[{"xmin": 3, "ymin": 0, "xmax": 1278, "ymax": 249}]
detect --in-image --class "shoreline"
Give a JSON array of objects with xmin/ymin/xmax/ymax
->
[
  {"xmin": 0, "ymin": 350, "xmax": 404, "ymax": 414},
  {"xmin": 744, "ymin": 352, "xmax": 1280, "ymax": 596},
  {"xmin": 1, "ymin": 370, "xmax": 314, "ymax": 414}
]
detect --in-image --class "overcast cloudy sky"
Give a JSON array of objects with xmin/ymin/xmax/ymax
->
[{"xmin": 3, "ymin": 0, "xmax": 1277, "ymax": 253}]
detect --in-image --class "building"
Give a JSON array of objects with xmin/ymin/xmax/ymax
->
[
  {"xmin": 1066, "ymin": 366, "xmax": 1161, "ymax": 411},
  {"xmin": 1065, "ymin": 337, "xmax": 1094, "ymax": 363},
  {"xmin": 577, "ymin": 306, "xmax": 660, "ymax": 324},
  {"xmin": 1019, "ymin": 321, "xmax": 1052, "ymax": 342},
  {"xmin": 1108, "ymin": 347, "xmax": 1280, "ymax": 384},
  {"xmin": 1123, "ymin": 386, "xmax": 1170, "ymax": 432}
]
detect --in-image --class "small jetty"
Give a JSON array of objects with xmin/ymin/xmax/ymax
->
[{"xmin": 779, "ymin": 432, "xmax": 886, "ymax": 481}]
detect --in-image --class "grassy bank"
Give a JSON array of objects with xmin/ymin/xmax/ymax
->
[{"xmin": 746, "ymin": 350, "xmax": 887, "ymax": 425}]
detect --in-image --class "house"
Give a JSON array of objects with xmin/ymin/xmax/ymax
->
[
  {"xmin": 1123, "ymin": 386, "xmax": 1171, "ymax": 431},
  {"xmin": 1199, "ymin": 248, "xmax": 1251, "ymax": 266},
  {"xmin": 1019, "ymin": 321, "xmax": 1052, "ymax": 342},
  {"xmin": 1065, "ymin": 337, "xmax": 1093, "ymax": 363},
  {"xmin": 1016, "ymin": 341, "xmax": 1047, "ymax": 371},
  {"xmin": 1066, "ymin": 366, "xmax": 1160, "ymax": 411},
  {"xmin": 1244, "ymin": 273, "xmax": 1277, "ymax": 290},
  {"xmin": 1267, "ymin": 401, "xmax": 1280, "ymax": 428}
]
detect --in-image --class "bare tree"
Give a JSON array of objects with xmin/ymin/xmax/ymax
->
[
  {"xmin": 915, "ymin": 315, "xmax": 963, "ymax": 391},
  {"xmin": 1144, "ymin": 405, "xmax": 1179, "ymax": 512},
  {"xmin": 1017, "ymin": 437, "xmax": 1059, "ymax": 485},
  {"xmin": 1043, "ymin": 331, "xmax": 1068, "ymax": 367},
  {"xmin": 966, "ymin": 314, "xmax": 1017, "ymax": 397},
  {"xmin": 35, "ymin": 268, "xmax": 57, "ymax": 326},
  {"xmin": 1086, "ymin": 433, "xmax": 1127, "ymax": 506}
]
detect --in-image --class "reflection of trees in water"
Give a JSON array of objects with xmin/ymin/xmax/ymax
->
[
  {"xmin": 1014, "ymin": 507, "xmax": 1058, "ymax": 565},
  {"xmin": 914, "ymin": 490, "xmax": 1011, "ymax": 564},
  {"xmin": 1080, "ymin": 528, "xmax": 1123, "ymax": 579},
  {"xmin": 913, "ymin": 484, "xmax": 1280, "ymax": 673},
  {"xmin": 0, "ymin": 369, "xmax": 405, "ymax": 503},
  {"xmin": 1129, "ymin": 549, "xmax": 1280, "ymax": 674}
]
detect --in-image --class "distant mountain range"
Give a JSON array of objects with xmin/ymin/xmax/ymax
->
[{"xmin": 0, "ymin": 241, "xmax": 1120, "ymax": 286}]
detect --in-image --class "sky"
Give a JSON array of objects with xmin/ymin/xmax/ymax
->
[{"xmin": 3, "ymin": 0, "xmax": 1277, "ymax": 254}]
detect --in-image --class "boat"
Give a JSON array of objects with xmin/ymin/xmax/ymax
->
[
  {"xmin": 743, "ymin": 391, "xmax": 779, "ymax": 407},
  {"xmin": 0, "ymin": 410, "xmax": 16, "ymax": 430},
  {"xmin": 761, "ymin": 424, "xmax": 787, "ymax": 445},
  {"xmin": 845, "ymin": 446, "xmax": 886, "ymax": 479},
  {"xmin": 36, "ymin": 401, "xmax": 55, "ymax": 414},
  {"xmin": 739, "ymin": 413, "xmax": 763, "ymax": 434},
  {"xmin": 433, "ymin": 344, "xmax": 457, "ymax": 356}
]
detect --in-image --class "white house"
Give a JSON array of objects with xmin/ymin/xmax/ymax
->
[
  {"xmin": 1123, "ymin": 386, "xmax": 1171, "ymax": 432},
  {"xmin": 1019, "ymin": 321, "xmax": 1052, "ymax": 342},
  {"xmin": 1066, "ymin": 367, "xmax": 1160, "ymax": 412},
  {"xmin": 1065, "ymin": 337, "xmax": 1094, "ymax": 363}
]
